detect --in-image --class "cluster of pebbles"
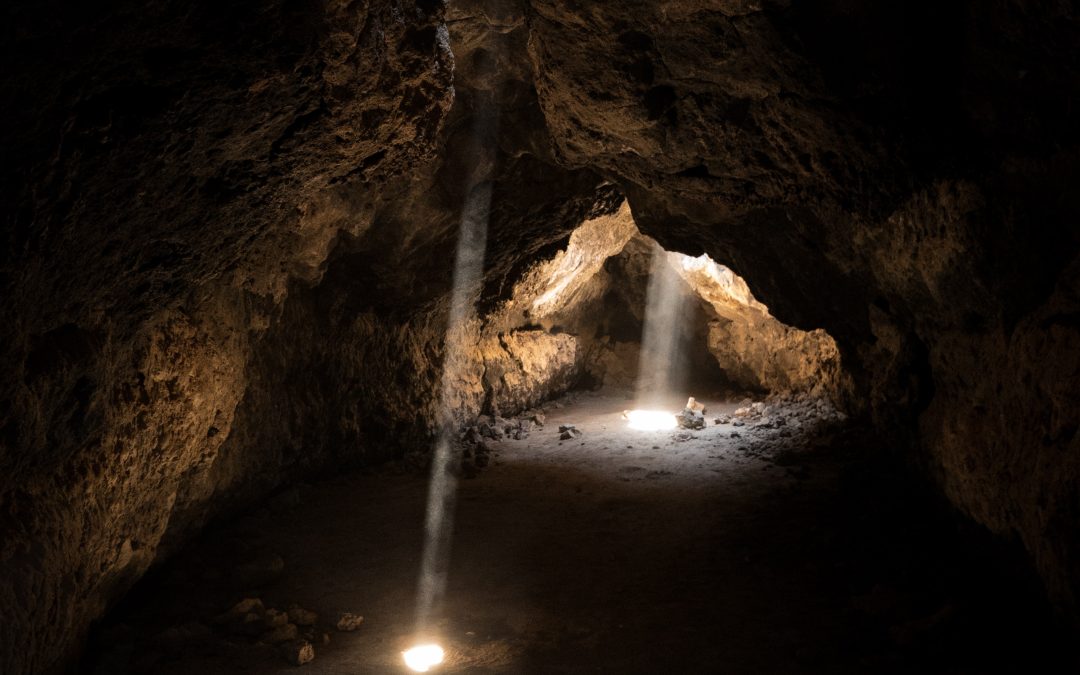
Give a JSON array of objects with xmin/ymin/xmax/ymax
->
[
  {"xmin": 214, "ymin": 598, "xmax": 365, "ymax": 665},
  {"xmin": 91, "ymin": 593, "xmax": 366, "ymax": 671},
  {"xmin": 457, "ymin": 408, "xmax": 549, "ymax": 476}
]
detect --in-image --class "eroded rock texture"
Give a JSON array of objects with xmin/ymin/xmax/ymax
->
[
  {"xmin": 2, "ymin": 0, "xmax": 1079, "ymax": 672},
  {"xmin": 526, "ymin": 0, "xmax": 1080, "ymax": 615},
  {"xmin": 0, "ymin": 1, "xmax": 455, "ymax": 672}
]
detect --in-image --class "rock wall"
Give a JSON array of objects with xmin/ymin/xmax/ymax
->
[
  {"xmin": 472, "ymin": 202, "xmax": 845, "ymax": 402},
  {"xmin": 673, "ymin": 248, "xmax": 844, "ymax": 397},
  {"xmin": 524, "ymin": 0, "xmax": 1080, "ymax": 614},
  {"xmin": 2, "ymin": 1, "xmax": 1079, "ymax": 672},
  {"xmin": 0, "ymin": 2, "xmax": 454, "ymax": 673}
]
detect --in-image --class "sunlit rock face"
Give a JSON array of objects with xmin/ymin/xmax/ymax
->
[
  {"xmin": 609, "ymin": 234, "xmax": 845, "ymax": 398},
  {"xmin": 673, "ymin": 249, "xmax": 844, "ymax": 398},
  {"xmin": 468, "ymin": 202, "xmax": 842, "ymax": 404}
]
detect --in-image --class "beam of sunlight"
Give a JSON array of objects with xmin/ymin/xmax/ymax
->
[
  {"xmin": 415, "ymin": 182, "xmax": 492, "ymax": 632},
  {"xmin": 634, "ymin": 243, "xmax": 689, "ymax": 412},
  {"xmin": 411, "ymin": 95, "xmax": 499, "ymax": 659}
]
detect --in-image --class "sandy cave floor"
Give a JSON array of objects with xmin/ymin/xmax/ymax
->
[{"xmin": 83, "ymin": 389, "xmax": 1076, "ymax": 674}]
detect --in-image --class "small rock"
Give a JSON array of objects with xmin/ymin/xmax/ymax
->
[
  {"xmin": 460, "ymin": 426, "xmax": 482, "ymax": 443},
  {"xmin": 226, "ymin": 598, "xmax": 264, "ymax": 617},
  {"xmin": 264, "ymin": 623, "xmax": 299, "ymax": 644},
  {"xmin": 531, "ymin": 412, "xmax": 546, "ymax": 427},
  {"xmin": 511, "ymin": 422, "xmax": 529, "ymax": 440},
  {"xmin": 714, "ymin": 414, "xmax": 731, "ymax": 425},
  {"xmin": 732, "ymin": 420, "xmax": 745, "ymax": 427},
  {"xmin": 215, "ymin": 598, "xmax": 268, "ymax": 634},
  {"xmin": 235, "ymin": 612, "xmax": 266, "ymax": 636},
  {"xmin": 287, "ymin": 605, "xmax": 318, "ymax": 627},
  {"xmin": 730, "ymin": 432, "xmax": 741, "ymax": 438},
  {"xmin": 264, "ymin": 608, "xmax": 289, "ymax": 628},
  {"xmin": 336, "ymin": 613, "xmax": 364, "ymax": 632},
  {"xmin": 477, "ymin": 422, "xmax": 500, "ymax": 440},
  {"xmin": 281, "ymin": 639, "xmax": 315, "ymax": 666},
  {"xmin": 558, "ymin": 424, "xmax": 581, "ymax": 440},
  {"xmin": 676, "ymin": 408, "xmax": 705, "ymax": 430}
]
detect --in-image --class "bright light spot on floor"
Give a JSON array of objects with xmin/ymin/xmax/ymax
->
[
  {"xmin": 626, "ymin": 409, "xmax": 678, "ymax": 431},
  {"xmin": 403, "ymin": 644, "xmax": 445, "ymax": 672}
]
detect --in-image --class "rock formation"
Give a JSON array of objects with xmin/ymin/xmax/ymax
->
[{"xmin": 2, "ymin": 0, "xmax": 1078, "ymax": 672}]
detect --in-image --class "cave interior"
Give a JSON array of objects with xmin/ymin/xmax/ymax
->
[{"xmin": 2, "ymin": 0, "xmax": 1080, "ymax": 673}]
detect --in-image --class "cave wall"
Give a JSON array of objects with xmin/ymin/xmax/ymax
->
[
  {"xmin": 2, "ymin": 0, "xmax": 1080, "ymax": 673},
  {"xmin": 523, "ymin": 0, "xmax": 1080, "ymax": 614},
  {"xmin": 0, "ymin": 1, "xmax": 454, "ymax": 672},
  {"xmin": 144, "ymin": 0, "xmax": 625, "ymax": 548},
  {"xmin": 673, "ymin": 246, "xmax": 844, "ymax": 398},
  {"xmin": 598, "ymin": 232, "xmax": 845, "ymax": 398}
]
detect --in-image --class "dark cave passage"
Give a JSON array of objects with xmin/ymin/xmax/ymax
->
[{"xmin": 3, "ymin": 1, "xmax": 1080, "ymax": 674}]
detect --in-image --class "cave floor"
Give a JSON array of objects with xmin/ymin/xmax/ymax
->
[{"xmin": 85, "ymin": 389, "xmax": 1074, "ymax": 674}]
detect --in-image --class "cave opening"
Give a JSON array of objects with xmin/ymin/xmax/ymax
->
[{"xmin": 478, "ymin": 202, "xmax": 842, "ymax": 415}]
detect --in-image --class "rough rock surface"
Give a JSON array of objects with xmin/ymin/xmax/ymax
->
[
  {"xmin": 525, "ymin": 0, "xmax": 1080, "ymax": 616},
  {"xmin": 2, "ymin": 1, "xmax": 1079, "ymax": 673},
  {"xmin": 674, "ymin": 247, "xmax": 845, "ymax": 397},
  {"xmin": 0, "ymin": 2, "xmax": 454, "ymax": 673},
  {"xmin": 603, "ymin": 233, "xmax": 845, "ymax": 398}
]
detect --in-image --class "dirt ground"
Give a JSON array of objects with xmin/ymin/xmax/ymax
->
[{"xmin": 83, "ymin": 389, "xmax": 1076, "ymax": 674}]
